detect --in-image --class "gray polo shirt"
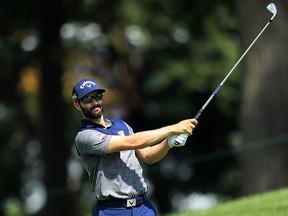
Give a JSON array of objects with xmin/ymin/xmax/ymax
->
[{"xmin": 74, "ymin": 118, "xmax": 148, "ymax": 201}]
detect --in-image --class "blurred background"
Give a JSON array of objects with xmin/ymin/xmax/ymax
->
[{"xmin": 0, "ymin": 0, "xmax": 288, "ymax": 215}]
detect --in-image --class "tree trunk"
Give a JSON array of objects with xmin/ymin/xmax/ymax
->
[
  {"xmin": 236, "ymin": 0, "xmax": 288, "ymax": 195},
  {"xmin": 39, "ymin": 0, "xmax": 75, "ymax": 215}
]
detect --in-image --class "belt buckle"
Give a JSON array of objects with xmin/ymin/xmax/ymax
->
[{"xmin": 126, "ymin": 198, "xmax": 137, "ymax": 207}]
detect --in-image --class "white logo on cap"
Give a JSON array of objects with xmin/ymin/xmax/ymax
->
[{"xmin": 80, "ymin": 81, "xmax": 96, "ymax": 89}]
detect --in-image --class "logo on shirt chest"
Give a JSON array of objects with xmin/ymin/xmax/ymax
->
[{"xmin": 117, "ymin": 130, "xmax": 125, "ymax": 136}]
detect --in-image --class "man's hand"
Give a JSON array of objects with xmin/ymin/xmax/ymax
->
[
  {"xmin": 168, "ymin": 133, "xmax": 189, "ymax": 148},
  {"xmin": 173, "ymin": 119, "xmax": 198, "ymax": 135}
]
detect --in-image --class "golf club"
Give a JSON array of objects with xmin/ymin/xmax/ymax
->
[{"xmin": 172, "ymin": 3, "xmax": 277, "ymax": 145}]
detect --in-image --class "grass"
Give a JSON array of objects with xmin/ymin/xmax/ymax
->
[{"xmin": 166, "ymin": 188, "xmax": 288, "ymax": 216}]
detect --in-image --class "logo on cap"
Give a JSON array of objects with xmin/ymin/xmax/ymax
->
[{"xmin": 80, "ymin": 81, "xmax": 96, "ymax": 89}]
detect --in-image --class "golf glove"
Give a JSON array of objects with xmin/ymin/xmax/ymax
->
[{"xmin": 168, "ymin": 133, "xmax": 189, "ymax": 148}]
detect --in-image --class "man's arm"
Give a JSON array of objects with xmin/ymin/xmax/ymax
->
[
  {"xmin": 135, "ymin": 139, "xmax": 171, "ymax": 165},
  {"xmin": 107, "ymin": 118, "xmax": 197, "ymax": 153}
]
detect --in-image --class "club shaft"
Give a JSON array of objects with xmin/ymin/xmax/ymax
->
[
  {"xmin": 194, "ymin": 18, "xmax": 273, "ymax": 120},
  {"xmin": 172, "ymin": 4, "xmax": 276, "ymax": 145}
]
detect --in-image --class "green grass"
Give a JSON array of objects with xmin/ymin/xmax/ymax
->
[{"xmin": 166, "ymin": 188, "xmax": 288, "ymax": 216}]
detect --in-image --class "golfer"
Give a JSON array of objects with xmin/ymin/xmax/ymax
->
[{"xmin": 72, "ymin": 78, "xmax": 198, "ymax": 216}]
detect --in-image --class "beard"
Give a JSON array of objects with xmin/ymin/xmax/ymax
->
[{"xmin": 80, "ymin": 103, "xmax": 104, "ymax": 119}]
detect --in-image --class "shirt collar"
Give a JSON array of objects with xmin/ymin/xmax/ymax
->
[{"xmin": 80, "ymin": 117, "xmax": 112, "ymax": 129}]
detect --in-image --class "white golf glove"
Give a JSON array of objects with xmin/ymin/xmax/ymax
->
[{"xmin": 168, "ymin": 133, "xmax": 189, "ymax": 148}]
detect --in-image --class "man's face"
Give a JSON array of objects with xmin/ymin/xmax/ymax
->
[{"xmin": 78, "ymin": 91, "xmax": 104, "ymax": 119}]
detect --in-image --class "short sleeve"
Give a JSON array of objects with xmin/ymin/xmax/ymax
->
[{"xmin": 75, "ymin": 129, "xmax": 112, "ymax": 156}]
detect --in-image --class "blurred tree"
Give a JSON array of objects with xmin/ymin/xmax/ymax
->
[
  {"xmin": 0, "ymin": 0, "xmax": 40, "ymax": 215},
  {"xmin": 38, "ymin": 0, "xmax": 76, "ymax": 215},
  {"xmin": 237, "ymin": 0, "xmax": 288, "ymax": 195}
]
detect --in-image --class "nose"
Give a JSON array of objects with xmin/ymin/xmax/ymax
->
[{"xmin": 91, "ymin": 98, "xmax": 98, "ymax": 104}]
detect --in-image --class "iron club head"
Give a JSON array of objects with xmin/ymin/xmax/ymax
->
[{"xmin": 267, "ymin": 3, "xmax": 277, "ymax": 20}]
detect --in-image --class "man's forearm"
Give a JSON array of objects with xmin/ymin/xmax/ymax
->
[
  {"xmin": 126, "ymin": 125, "xmax": 174, "ymax": 149},
  {"xmin": 108, "ymin": 119, "xmax": 196, "ymax": 153},
  {"xmin": 136, "ymin": 139, "xmax": 170, "ymax": 165}
]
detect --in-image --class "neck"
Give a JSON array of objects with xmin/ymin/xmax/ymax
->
[{"xmin": 86, "ymin": 115, "xmax": 106, "ymax": 127}]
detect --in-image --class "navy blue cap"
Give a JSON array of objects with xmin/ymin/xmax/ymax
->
[{"xmin": 72, "ymin": 78, "xmax": 105, "ymax": 101}]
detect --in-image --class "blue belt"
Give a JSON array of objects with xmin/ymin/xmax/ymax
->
[{"xmin": 97, "ymin": 194, "xmax": 148, "ymax": 208}]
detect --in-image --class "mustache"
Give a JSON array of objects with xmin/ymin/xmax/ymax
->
[{"xmin": 90, "ymin": 104, "xmax": 102, "ymax": 111}]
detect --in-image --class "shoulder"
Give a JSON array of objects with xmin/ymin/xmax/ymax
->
[
  {"xmin": 75, "ymin": 129, "xmax": 111, "ymax": 156},
  {"xmin": 76, "ymin": 129, "xmax": 107, "ymax": 144}
]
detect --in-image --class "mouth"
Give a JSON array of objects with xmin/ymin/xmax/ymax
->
[{"xmin": 91, "ymin": 105, "xmax": 102, "ymax": 112}]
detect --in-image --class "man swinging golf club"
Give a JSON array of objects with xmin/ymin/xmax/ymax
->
[{"xmin": 72, "ymin": 78, "xmax": 198, "ymax": 216}]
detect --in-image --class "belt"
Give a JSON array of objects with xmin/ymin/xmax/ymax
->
[{"xmin": 97, "ymin": 194, "xmax": 148, "ymax": 208}]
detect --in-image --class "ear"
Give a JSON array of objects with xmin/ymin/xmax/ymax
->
[{"xmin": 73, "ymin": 101, "xmax": 81, "ymax": 111}]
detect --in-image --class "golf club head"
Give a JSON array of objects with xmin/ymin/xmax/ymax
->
[{"xmin": 267, "ymin": 3, "xmax": 277, "ymax": 20}]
